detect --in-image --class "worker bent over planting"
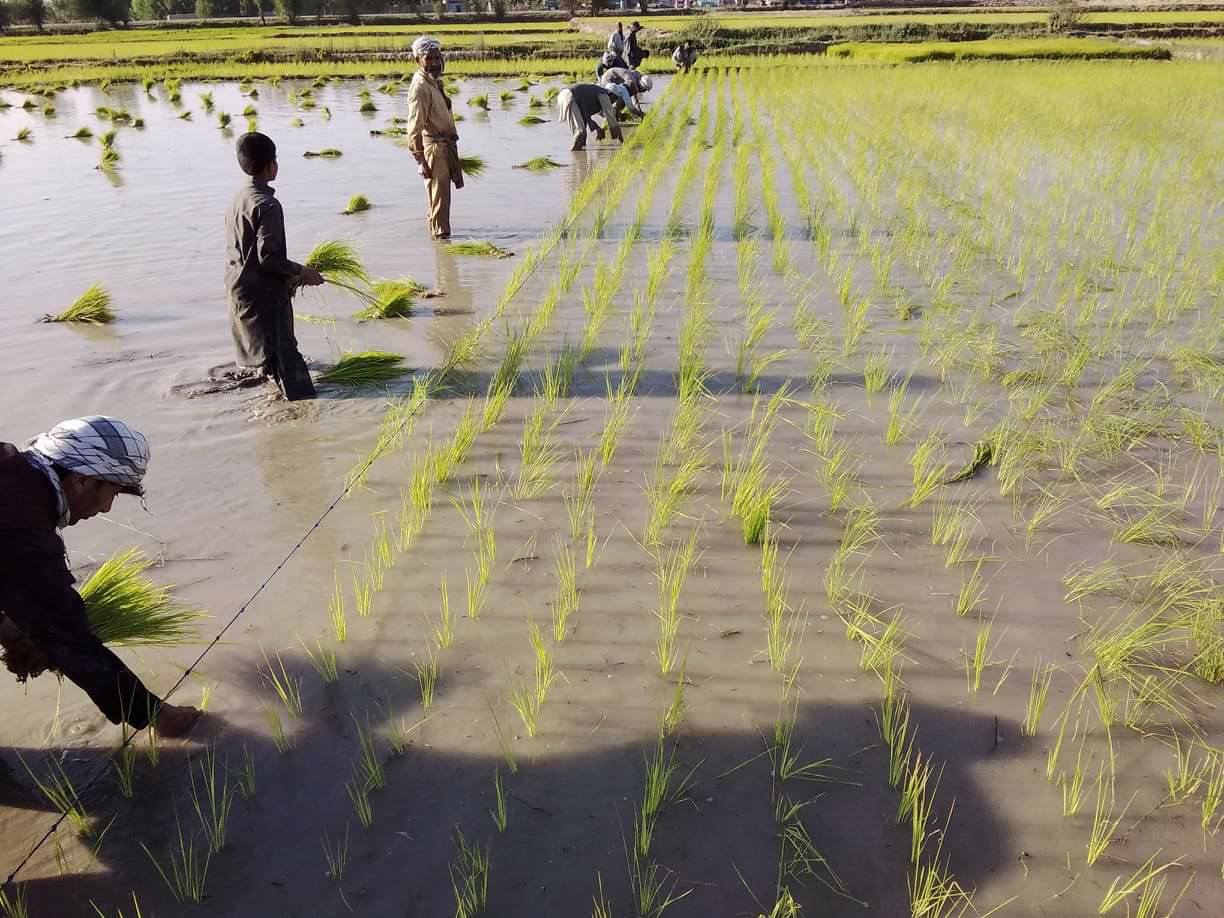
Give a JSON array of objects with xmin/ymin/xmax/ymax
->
[
  {"xmin": 0, "ymin": 417, "xmax": 200, "ymax": 738},
  {"xmin": 224, "ymin": 131, "xmax": 324, "ymax": 402},
  {"xmin": 407, "ymin": 35, "xmax": 465, "ymax": 240}
]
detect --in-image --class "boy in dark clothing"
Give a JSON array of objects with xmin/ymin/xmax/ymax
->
[{"xmin": 224, "ymin": 132, "xmax": 323, "ymax": 401}]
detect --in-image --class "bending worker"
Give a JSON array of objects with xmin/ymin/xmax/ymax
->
[
  {"xmin": 407, "ymin": 35, "xmax": 465, "ymax": 240},
  {"xmin": 672, "ymin": 41, "xmax": 698, "ymax": 74},
  {"xmin": 599, "ymin": 67, "xmax": 652, "ymax": 117},
  {"xmin": 557, "ymin": 82, "xmax": 624, "ymax": 152},
  {"xmin": 0, "ymin": 417, "xmax": 200, "ymax": 738}
]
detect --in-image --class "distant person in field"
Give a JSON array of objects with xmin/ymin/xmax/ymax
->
[
  {"xmin": 0, "ymin": 418, "xmax": 201, "ymax": 738},
  {"xmin": 224, "ymin": 131, "xmax": 324, "ymax": 401},
  {"xmin": 625, "ymin": 21, "xmax": 649, "ymax": 69},
  {"xmin": 608, "ymin": 21, "xmax": 625, "ymax": 57},
  {"xmin": 557, "ymin": 83, "xmax": 624, "ymax": 152},
  {"xmin": 596, "ymin": 49, "xmax": 629, "ymax": 79},
  {"xmin": 672, "ymin": 41, "xmax": 698, "ymax": 74},
  {"xmin": 407, "ymin": 35, "xmax": 465, "ymax": 240},
  {"xmin": 599, "ymin": 67, "xmax": 653, "ymax": 116}
]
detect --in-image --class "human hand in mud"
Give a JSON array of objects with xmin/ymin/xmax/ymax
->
[
  {"xmin": 156, "ymin": 702, "xmax": 202, "ymax": 738},
  {"xmin": 0, "ymin": 616, "xmax": 51, "ymax": 683}
]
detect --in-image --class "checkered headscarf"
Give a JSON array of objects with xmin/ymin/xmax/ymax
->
[{"xmin": 23, "ymin": 417, "xmax": 150, "ymax": 526}]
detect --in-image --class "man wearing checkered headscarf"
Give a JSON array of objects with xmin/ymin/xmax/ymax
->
[{"xmin": 0, "ymin": 419, "xmax": 200, "ymax": 737}]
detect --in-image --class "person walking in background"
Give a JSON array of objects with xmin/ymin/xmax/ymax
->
[
  {"xmin": 407, "ymin": 35, "xmax": 465, "ymax": 240},
  {"xmin": 625, "ymin": 21, "xmax": 649, "ymax": 69},
  {"xmin": 557, "ymin": 83, "xmax": 624, "ymax": 152},
  {"xmin": 0, "ymin": 418, "xmax": 201, "ymax": 738},
  {"xmin": 608, "ymin": 21, "xmax": 625, "ymax": 57},
  {"xmin": 672, "ymin": 41, "xmax": 698, "ymax": 73},
  {"xmin": 224, "ymin": 131, "xmax": 324, "ymax": 402}
]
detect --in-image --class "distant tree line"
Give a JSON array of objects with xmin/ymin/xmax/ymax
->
[{"xmin": 0, "ymin": 0, "xmax": 546, "ymax": 28}]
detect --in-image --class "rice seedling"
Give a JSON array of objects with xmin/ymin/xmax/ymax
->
[
  {"xmin": 552, "ymin": 538, "xmax": 580, "ymax": 642},
  {"xmin": 290, "ymin": 635, "xmax": 334, "ymax": 687},
  {"xmin": 414, "ymin": 645, "xmax": 439, "ymax": 709},
  {"xmin": 291, "ymin": 117, "xmax": 304, "ymax": 127},
  {"xmin": 342, "ymin": 193, "xmax": 372, "ymax": 215},
  {"xmin": 41, "ymin": 282, "xmax": 115, "ymax": 325},
  {"xmin": 489, "ymin": 769, "xmax": 508, "ymax": 833},
  {"xmin": 429, "ymin": 575, "xmax": 455, "ymax": 650},
  {"xmin": 352, "ymin": 711, "xmax": 386, "ymax": 792},
  {"xmin": 177, "ymin": 110, "xmax": 192, "ymax": 120},
  {"xmin": 22, "ymin": 757, "xmax": 91, "ymax": 837},
  {"xmin": 321, "ymin": 825, "xmax": 349, "ymax": 881},
  {"xmin": 217, "ymin": 111, "xmax": 231, "ymax": 129},
  {"xmin": 318, "ymin": 350, "xmax": 406, "ymax": 387},
  {"xmin": 142, "ymin": 810, "xmax": 210, "ymax": 904},
  {"xmin": 111, "ymin": 731, "xmax": 138, "ymax": 798},
  {"xmin": 303, "ymin": 148, "xmax": 343, "ymax": 158},
  {"xmin": 198, "ymin": 91, "xmax": 214, "ymax": 111},
  {"xmin": 908, "ymin": 431, "xmax": 950, "ymax": 509},
  {"xmin": 508, "ymin": 619, "xmax": 559, "ymax": 737},
  {"xmin": 876, "ymin": 687, "xmax": 914, "ymax": 791},
  {"xmin": 637, "ymin": 735, "xmax": 698, "ymax": 858},
  {"xmin": 328, "ymin": 570, "xmax": 348, "ymax": 643},
  {"xmin": 245, "ymin": 115, "xmax": 258, "ymax": 133},
  {"xmin": 261, "ymin": 649, "xmax": 303, "ymax": 718},
  {"xmin": 263, "ymin": 704, "xmax": 294, "ymax": 754},
  {"xmin": 235, "ymin": 745, "xmax": 256, "ymax": 800},
  {"xmin": 654, "ymin": 530, "xmax": 701, "ymax": 675},
  {"xmin": 954, "ymin": 559, "xmax": 987, "ymax": 617},
  {"xmin": 352, "ymin": 565, "xmax": 373, "ymax": 618},
  {"xmin": 468, "ymin": 94, "xmax": 490, "ymax": 110},
  {"xmin": 69, "ymin": 126, "xmax": 93, "ymax": 139},
  {"xmin": 1060, "ymin": 737, "xmax": 1092, "ymax": 816},
  {"xmin": 899, "ymin": 752, "xmax": 941, "ymax": 863},
  {"xmin": 359, "ymin": 99, "xmax": 377, "ymax": 112},
  {"xmin": 1162, "ymin": 735, "xmax": 1209, "ymax": 804},
  {"xmin": 456, "ymin": 154, "xmax": 489, "ymax": 178},
  {"xmin": 14, "ymin": 127, "xmax": 32, "ymax": 141},
  {"xmin": 1098, "ymin": 852, "xmax": 1185, "ymax": 915},
  {"xmin": 515, "ymin": 403, "xmax": 563, "ymax": 500},
  {"xmin": 517, "ymin": 115, "xmax": 548, "ymax": 127},
  {"xmin": 345, "ymin": 773, "xmax": 373, "ymax": 829},
  {"xmin": 761, "ymin": 536, "xmax": 801, "ymax": 674},
  {"xmin": 450, "ymin": 831, "xmax": 490, "ymax": 918},
  {"xmin": 448, "ymin": 239, "xmax": 512, "ymax": 258},
  {"xmin": 661, "ymin": 653, "xmax": 689, "ymax": 737},
  {"xmin": 862, "ymin": 346, "xmax": 892, "ymax": 403},
  {"xmin": 1087, "ymin": 771, "xmax": 1133, "ymax": 865},
  {"xmin": 885, "ymin": 375, "xmax": 922, "ymax": 446},
  {"xmin": 0, "ymin": 883, "xmax": 28, "ymax": 918},
  {"xmin": 1022, "ymin": 659, "xmax": 1055, "ymax": 736},
  {"xmin": 1202, "ymin": 754, "xmax": 1223, "ymax": 834},
  {"xmin": 186, "ymin": 745, "xmax": 234, "ymax": 854}
]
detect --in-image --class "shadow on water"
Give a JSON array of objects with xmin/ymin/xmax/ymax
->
[{"xmin": 1, "ymin": 652, "xmax": 1019, "ymax": 918}]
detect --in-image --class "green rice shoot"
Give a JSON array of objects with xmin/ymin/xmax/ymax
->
[
  {"xmin": 317, "ymin": 350, "xmax": 408, "ymax": 388},
  {"xmin": 447, "ymin": 240, "xmax": 513, "ymax": 258},
  {"xmin": 80, "ymin": 548, "xmax": 204, "ymax": 647},
  {"xmin": 43, "ymin": 282, "xmax": 115, "ymax": 324},
  {"xmin": 342, "ymin": 193, "xmax": 372, "ymax": 215},
  {"xmin": 303, "ymin": 148, "xmax": 343, "ymax": 158},
  {"xmin": 514, "ymin": 156, "xmax": 563, "ymax": 172},
  {"xmin": 304, "ymin": 239, "xmax": 370, "ymax": 288},
  {"xmin": 354, "ymin": 277, "xmax": 427, "ymax": 320},
  {"xmin": 518, "ymin": 115, "xmax": 547, "ymax": 126},
  {"xmin": 459, "ymin": 155, "xmax": 487, "ymax": 178}
]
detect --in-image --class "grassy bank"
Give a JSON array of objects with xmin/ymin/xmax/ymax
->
[{"xmin": 829, "ymin": 36, "xmax": 1175, "ymax": 62}]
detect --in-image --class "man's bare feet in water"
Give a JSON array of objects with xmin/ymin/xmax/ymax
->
[{"xmin": 156, "ymin": 703, "xmax": 203, "ymax": 738}]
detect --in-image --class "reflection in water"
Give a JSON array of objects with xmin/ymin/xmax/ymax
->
[{"xmin": 422, "ymin": 242, "xmax": 477, "ymax": 364}]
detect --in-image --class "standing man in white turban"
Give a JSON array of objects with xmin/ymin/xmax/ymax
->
[
  {"xmin": 407, "ymin": 35, "xmax": 464, "ymax": 240},
  {"xmin": 0, "ymin": 417, "xmax": 201, "ymax": 738}
]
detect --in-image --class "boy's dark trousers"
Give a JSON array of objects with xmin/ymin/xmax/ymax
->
[{"xmin": 230, "ymin": 295, "xmax": 316, "ymax": 401}]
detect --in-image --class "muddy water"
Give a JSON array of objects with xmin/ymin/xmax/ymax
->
[
  {"xmin": 3, "ymin": 65, "xmax": 1223, "ymax": 918},
  {"xmin": 0, "ymin": 76, "xmax": 610, "ymax": 822}
]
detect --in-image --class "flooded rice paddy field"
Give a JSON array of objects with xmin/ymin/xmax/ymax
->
[{"xmin": 1, "ymin": 61, "xmax": 1223, "ymax": 917}]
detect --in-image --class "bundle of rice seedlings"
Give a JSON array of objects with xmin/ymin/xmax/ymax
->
[
  {"xmin": 178, "ymin": 111, "xmax": 192, "ymax": 121},
  {"xmin": 80, "ymin": 549, "xmax": 203, "ymax": 646},
  {"xmin": 447, "ymin": 240, "xmax": 513, "ymax": 258},
  {"xmin": 542, "ymin": 86, "xmax": 560, "ymax": 103},
  {"xmin": 304, "ymin": 240, "xmax": 369, "ymax": 288},
  {"xmin": 291, "ymin": 117, "xmax": 304, "ymax": 128},
  {"xmin": 342, "ymin": 194, "xmax": 372, "ymax": 215},
  {"xmin": 514, "ymin": 156, "xmax": 563, "ymax": 172},
  {"xmin": 42, "ymin": 103, "xmax": 56, "ymax": 116},
  {"xmin": 354, "ymin": 277, "xmax": 426, "ymax": 320},
  {"xmin": 42, "ymin": 283, "xmax": 114, "ymax": 324},
  {"xmin": 318, "ymin": 351, "xmax": 407, "ymax": 387},
  {"xmin": 241, "ymin": 104, "xmax": 257, "ymax": 118},
  {"xmin": 100, "ymin": 144, "xmax": 120, "ymax": 168},
  {"xmin": 453, "ymin": 112, "xmax": 465, "ymax": 123},
  {"xmin": 499, "ymin": 91, "xmax": 515, "ymax": 102},
  {"xmin": 14, "ymin": 127, "xmax": 32, "ymax": 141},
  {"xmin": 69, "ymin": 126, "xmax": 93, "ymax": 139},
  {"xmin": 359, "ymin": 100, "xmax": 378, "ymax": 113},
  {"xmin": 99, "ymin": 128, "xmax": 117, "ymax": 148},
  {"xmin": 527, "ymin": 96, "xmax": 545, "ymax": 109},
  {"xmin": 459, "ymin": 155, "xmax": 486, "ymax": 178},
  {"xmin": 21, "ymin": 98, "xmax": 37, "ymax": 110},
  {"xmin": 141, "ymin": 76, "xmax": 156, "ymax": 93},
  {"xmin": 199, "ymin": 91, "xmax": 214, "ymax": 111},
  {"xmin": 245, "ymin": 115, "xmax": 258, "ymax": 133},
  {"xmin": 217, "ymin": 111, "xmax": 232, "ymax": 129},
  {"xmin": 133, "ymin": 117, "xmax": 145, "ymax": 129},
  {"xmin": 303, "ymin": 148, "xmax": 343, "ymax": 158},
  {"xmin": 518, "ymin": 115, "xmax": 547, "ymax": 126},
  {"xmin": 468, "ymin": 94, "xmax": 489, "ymax": 110}
]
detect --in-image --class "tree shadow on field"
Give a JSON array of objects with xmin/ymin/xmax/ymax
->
[{"xmin": 1, "ymin": 652, "xmax": 1019, "ymax": 918}]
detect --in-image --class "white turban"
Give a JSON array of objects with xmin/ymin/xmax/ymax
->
[
  {"xmin": 412, "ymin": 36, "xmax": 442, "ymax": 58},
  {"xmin": 23, "ymin": 416, "xmax": 150, "ymax": 527}
]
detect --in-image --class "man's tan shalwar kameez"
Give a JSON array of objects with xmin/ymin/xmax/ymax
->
[{"xmin": 406, "ymin": 69, "xmax": 463, "ymax": 239}]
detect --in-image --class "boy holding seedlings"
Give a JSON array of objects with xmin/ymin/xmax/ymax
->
[
  {"xmin": 224, "ymin": 131, "xmax": 324, "ymax": 401},
  {"xmin": 0, "ymin": 417, "xmax": 200, "ymax": 738}
]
